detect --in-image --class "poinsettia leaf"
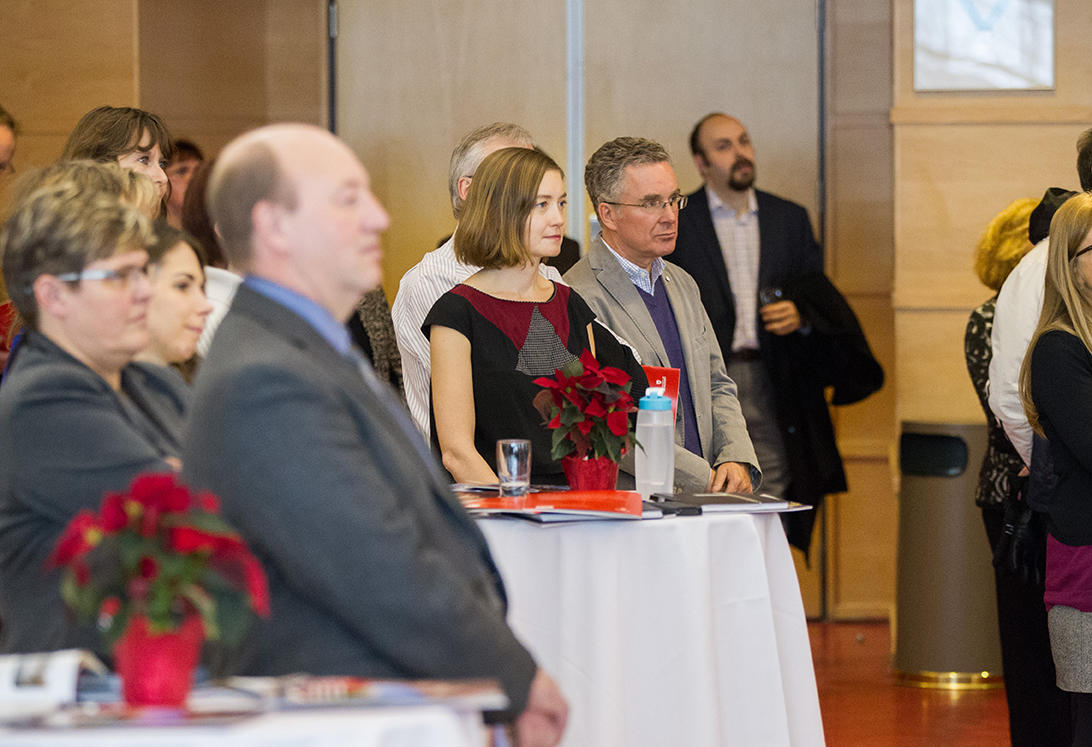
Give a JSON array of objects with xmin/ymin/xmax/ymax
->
[
  {"xmin": 215, "ymin": 596, "xmax": 250, "ymax": 648},
  {"xmin": 551, "ymin": 428, "xmax": 576, "ymax": 459},
  {"xmin": 160, "ymin": 510, "xmax": 235, "ymax": 535},
  {"xmin": 559, "ymin": 357, "xmax": 584, "ymax": 378},
  {"xmin": 157, "ymin": 551, "xmax": 186, "ymax": 578},
  {"xmin": 560, "ymin": 408, "xmax": 583, "ymax": 427},
  {"xmin": 532, "ymin": 389, "xmax": 558, "ymax": 421},
  {"xmin": 605, "ymin": 433, "xmax": 622, "ymax": 463},
  {"xmin": 61, "ymin": 571, "xmax": 102, "ymax": 620},
  {"xmin": 202, "ymin": 568, "xmax": 252, "ymax": 647},
  {"xmin": 102, "ymin": 606, "xmax": 131, "ymax": 647},
  {"xmin": 579, "ymin": 349, "xmax": 599, "ymax": 372},
  {"xmin": 180, "ymin": 582, "xmax": 219, "ymax": 641},
  {"xmin": 117, "ymin": 532, "xmax": 147, "ymax": 573}
]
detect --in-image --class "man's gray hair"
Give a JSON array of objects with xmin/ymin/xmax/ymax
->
[
  {"xmin": 448, "ymin": 122, "xmax": 534, "ymax": 219},
  {"xmin": 584, "ymin": 137, "xmax": 672, "ymax": 209}
]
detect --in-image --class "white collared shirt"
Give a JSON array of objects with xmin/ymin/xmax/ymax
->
[
  {"xmin": 391, "ymin": 235, "xmax": 562, "ymax": 437},
  {"xmin": 196, "ymin": 266, "xmax": 243, "ymax": 358},
  {"xmin": 988, "ymin": 237, "xmax": 1048, "ymax": 466},
  {"xmin": 600, "ymin": 235, "xmax": 665, "ymax": 295}
]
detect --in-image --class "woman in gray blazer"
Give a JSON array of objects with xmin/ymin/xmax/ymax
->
[{"xmin": 0, "ymin": 165, "xmax": 189, "ymax": 657}]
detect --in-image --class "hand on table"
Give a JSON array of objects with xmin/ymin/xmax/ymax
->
[
  {"xmin": 708, "ymin": 462, "xmax": 753, "ymax": 494},
  {"xmin": 760, "ymin": 300, "xmax": 803, "ymax": 336},
  {"xmin": 515, "ymin": 669, "xmax": 568, "ymax": 746}
]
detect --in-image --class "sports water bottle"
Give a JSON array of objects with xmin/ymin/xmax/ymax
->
[{"xmin": 635, "ymin": 387, "xmax": 674, "ymax": 500}]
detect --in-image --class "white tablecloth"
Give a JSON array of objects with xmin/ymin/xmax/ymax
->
[
  {"xmin": 480, "ymin": 512, "xmax": 824, "ymax": 747},
  {"xmin": 0, "ymin": 704, "xmax": 484, "ymax": 745}
]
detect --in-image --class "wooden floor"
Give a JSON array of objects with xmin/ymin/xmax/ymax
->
[{"xmin": 810, "ymin": 621, "xmax": 1010, "ymax": 746}]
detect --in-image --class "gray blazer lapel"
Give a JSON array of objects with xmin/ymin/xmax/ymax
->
[
  {"xmin": 662, "ymin": 263, "xmax": 713, "ymax": 455},
  {"xmin": 588, "ymin": 237, "xmax": 671, "ymax": 366}
]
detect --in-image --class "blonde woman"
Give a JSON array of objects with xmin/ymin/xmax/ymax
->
[
  {"xmin": 1020, "ymin": 191, "xmax": 1092, "ymax": 741},
  {"xmin": 1, "ymin": 163, "xmax": 161, "ymax": 383},
  {"xmin": 0, "ymin": 171, "xmax": 188, "ymax": 657},
  {"xmin": 964, "ymin": 197, "xmax": 1070, "ymax": 745}
]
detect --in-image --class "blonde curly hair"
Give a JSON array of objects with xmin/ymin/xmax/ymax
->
[{"xmin": 974, "ymin": 198, "xmax": 1038, "ymax": 291}]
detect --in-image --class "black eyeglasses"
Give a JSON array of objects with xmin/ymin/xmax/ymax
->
[
  {"xmin": 1074, "ymin": 245, "xmax": 1092, "ymax": 260},
  {"xmin": 602, "ymin": 194, "xmax": 688, "ymax": 212}
]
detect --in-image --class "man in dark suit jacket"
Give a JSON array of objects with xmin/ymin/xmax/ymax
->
[
  {"xmin": 183, "ymin": 124, "xmax": 566, "ymax": 743},
  {"xmin": 673, "ymin": 113, "xmax": 881, "ymax": 554}
]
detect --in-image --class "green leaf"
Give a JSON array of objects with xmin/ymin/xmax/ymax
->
[
  {"xmin": 559, "ymin": 358, "xmax": 584, "ymax": 378},
  {"xmin": 180, "ymin": 583, "xmax": 219, "ymax": 641},
  {"xmin": 161, "ymin": 511, "xmax": 235, "ymax": 535},
  {"xmin": 559, "ymin": 408, "xmax": 583, "ymax": 427}
]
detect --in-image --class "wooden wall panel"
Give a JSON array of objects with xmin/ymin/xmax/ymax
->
[
  {"xmin": 0, "ymin": 1, "xmax": 324, "ymax": 208},
  {"xmin": 0, "ymin": 0, "xmax": 139, "ymax": 184},
  {"xmin": 138, "ymin": 0, "xmax": 270, "ymax": 156},
  {"xmin": 892, "ymin": 0, "xmax": 1092, "ymax": 432},
  {"xmin": 827, "ymin": 458, "xmax": 898, "ymax": 619},
  {"xmin": 818, "ymin": 0, "xmax": 896, "ymax": 620},
  {"xmin": 584, "ymin": 0, "xmax": 821, "ymax": 232},
  {"xmin": 335, "ymin": 1, "xmax": 568, "ymax": 301},
  {"xmin": 894, "ymin": 124, "xmax": 1079, "ymax": 311},
  {"xmin": 265, "ymin": 1, "xmax": 327, "ymax": 126}
]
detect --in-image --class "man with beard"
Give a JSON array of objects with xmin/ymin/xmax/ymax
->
[{"xmin": 672, "ymin": 113, "xmax": 881, "ymax": 553}]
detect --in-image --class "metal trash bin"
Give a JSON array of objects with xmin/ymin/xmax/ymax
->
[{"xmin": 893, "ymin": 421, "xmax": 1003, "ymax": 689}]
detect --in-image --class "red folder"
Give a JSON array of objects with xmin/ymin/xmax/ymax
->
[
  {"xmin": 459, "ymin": 490, "xmax": 643, "ymax": 521},
  {"xmin": 641, "ymin": 366, "xmax": 680, "ymax": 424}
]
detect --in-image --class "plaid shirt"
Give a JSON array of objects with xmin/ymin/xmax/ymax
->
[{"xmin": 707, "ymin": 186, "xmax": 760, "ymax": 351}]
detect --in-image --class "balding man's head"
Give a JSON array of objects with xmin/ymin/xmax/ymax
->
[
  {"xmin": 206, "ymin": 126, "xmax": 306, "ymax": 268},
  {"xmin": 208, "ymin": 124, "xmax": 389, "ymax": 319}
]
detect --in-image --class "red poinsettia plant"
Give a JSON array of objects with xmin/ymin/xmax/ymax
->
[
  {"xmin": 49, "ymin": 472, "xmax": 269, "ymax": 647},
  {"xmin": 533, "ymin": 350, "xmax": 639, "ymax": 463}
]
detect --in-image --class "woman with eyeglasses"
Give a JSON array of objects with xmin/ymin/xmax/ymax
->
[
  {"xmin": 1020, "ymin": 191, "xmax": 1092, "ymax": 741},
  {"xmin": 0, "ymin": 163, "xmax": 189, "ymax": 657},
  {"xmin": 61, "ymin": 105, "xmax": 174, "ymax": 211},
  {"xmin": 0, "ymin": 162, "xmax": 162, "ymax": 385},
  {"xmin": 424, "ymin": 147, "xmax": 645, "ymax": 486}
]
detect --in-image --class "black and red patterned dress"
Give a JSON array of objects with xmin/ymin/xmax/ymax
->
[{"xmin": 424, "ymin": 281, "xmax": 644, "ymax": 483}]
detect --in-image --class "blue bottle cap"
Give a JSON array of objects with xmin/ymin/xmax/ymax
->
[{"xmin": 639, "ymin": 387, "xmax": 671, "ymax": 410}]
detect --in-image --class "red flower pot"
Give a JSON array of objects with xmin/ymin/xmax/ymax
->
[
  {"xmin": 115, "ymin": 614, "xmax": 204, "ymax": 708},
  {"xmin": 562, "ymin": 455, "xmax": 620, "ymax": 490}
]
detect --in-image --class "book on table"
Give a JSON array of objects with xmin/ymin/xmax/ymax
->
[
  {"xmin": 656, "ymin": 492, "xmax": 812, "ymax": 513},
  {"xmin": 188, "ymin": 675, "xmax": 508, "ymax": 713}
]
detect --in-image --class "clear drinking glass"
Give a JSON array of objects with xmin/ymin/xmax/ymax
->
[{"xmin": 496, "ymin": 439, "xmax": 532, "ymax": 496}]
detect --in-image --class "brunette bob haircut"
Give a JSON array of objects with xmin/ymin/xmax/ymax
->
[
  {"xmin": 60, "ymin": 105, "xmax": 174, "ymax": 164},
  {"xmin": 454, "ymin": 147, "xmax": 563, "ymax": 269}
]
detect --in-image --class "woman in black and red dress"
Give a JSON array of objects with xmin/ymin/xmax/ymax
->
[{"xmin": 425, "ymin": 147, "xmax": 644, "ymax": 485}]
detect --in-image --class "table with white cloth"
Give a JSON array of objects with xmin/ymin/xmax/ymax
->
[
  {"xmin": 479, "ymin": 511, "xmax": 824, "ymax": 747},
  {"xmin": 0, "ymin": 704, "xmax": 485, "ymax": 745}
]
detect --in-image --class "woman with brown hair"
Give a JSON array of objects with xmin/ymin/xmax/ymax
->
[
  {"xmin": 424, "ymin": 147, "xmax": 644, "ymax": 485},
  {"xmin": 61, "ymin": 105, "xmax": 174, "ymax": 206},
  {"xmin": 135, "ymin": 222, "xmax": 213, "ymax": 380}
]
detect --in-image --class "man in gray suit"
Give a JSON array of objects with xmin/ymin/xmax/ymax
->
[
  {"xmin": 564, "ymin": 137, "xmax": 759, "ymax": 494},
  {"xmin": 183, "ymin": 124, "xmax": 566, "ymax": 744}
]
